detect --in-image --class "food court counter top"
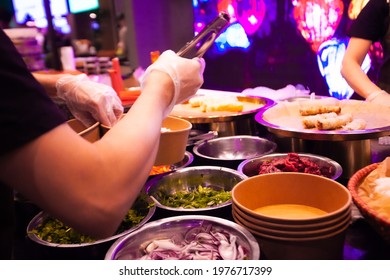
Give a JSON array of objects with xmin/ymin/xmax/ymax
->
[{"xmin": 12, "ymin": 138, "xmax": 390, "ymax": 260}]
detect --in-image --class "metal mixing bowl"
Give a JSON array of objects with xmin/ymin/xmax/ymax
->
[
  {"xmin": 105, "ymin": 215, "xmax": 260, "ymax": 260},
  {"xmin": 145, "ymin": 166, "xmax": 247, "ymax": 212},
  {"xmin": 27, "ymin": 195, "xmax": 156, "ymax": 249},
  {"xmin": 192, "ymin": 135, "xmax": 277, "ymax": 169},
  {"xmin": 237, "ymin": 153, "xmax": 343, "ymax": 180}
]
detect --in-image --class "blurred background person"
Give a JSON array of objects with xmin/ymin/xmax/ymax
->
[
  {"xmin": 115, "ymin": 13, "xmax": 128, "ymax": 63},
  {"xmin": 341, "ymin": 0, "xmax": 390, "ymax": 106},
  {"xmin": 0, "ymin": 7, "xmax": 12, "ymax": 29}
]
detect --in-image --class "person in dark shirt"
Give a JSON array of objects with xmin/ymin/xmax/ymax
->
[
  {"xmin": 341, "ymin": 0, "xmax": 390, "ymax": 106},
  {"xmin": 0, "ymin": 28, "xmax": 205, "ymax": 259}
]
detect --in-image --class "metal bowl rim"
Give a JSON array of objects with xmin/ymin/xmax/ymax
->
[
  {"xmin": 145, "ymin": 165, "xmax": 248, "ymax": 212},
  {"xmin": 172, "ymin": 95, "xmax": 275, "ymax": 123},
  {"xmin": 193, "ymin": 136, "xmax": 278, "ymax": 161},
  {"xmin": 255, "ymin": 103, "xmax": 390, "ymax": 141},
  {"xmin": 26, "ymin": 197, "xmax": 156, "ymax": 248},
  {"xmin": 104, "ymin": 215, "xmax": 260, "ymax": 260},
  {"xmin": 150, "ymin": 151, "xmax": 194, "ymax": 177},
  {"xmin": 236, "ymin": 152, "xmax": 343, "ymax": 180}
]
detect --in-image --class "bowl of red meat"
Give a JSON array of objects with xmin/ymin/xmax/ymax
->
[{"xmin": 237, "ymin": 153, "xmax": 342, "ymax": 180}]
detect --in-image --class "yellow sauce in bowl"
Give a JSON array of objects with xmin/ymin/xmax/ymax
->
[{"xmin": 254, "ymin": 204, "xmax": 327, "ymax": 219}]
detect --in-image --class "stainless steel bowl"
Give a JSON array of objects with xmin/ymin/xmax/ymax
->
[
  {"xmin": 105, "ymin": 215, "xmax": 260, "ymax": 260},
  {"xmin": 193, "ymin": 135, "xmax": 277, "ymax": 169},
  {"xmin": 171, "ymin": 151, "xmax": 194, "ymax": 169},
  {"xmin": 237, "ymin": 153, "xmax": 343, "ymax": 180},
  {"xmin": 145, "ymin": 166, "xmax": 248, "ymax": 212},
  {"xmin": 27, "ymin": 195, "xmax": 156, "ymax": 248}
]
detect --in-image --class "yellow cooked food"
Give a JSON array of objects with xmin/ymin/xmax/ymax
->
[
  {"xmin": 358, "ymin": 177, "xmax": 390, "ymax": 217},
  {"xmin": 254, "ymin": 204, "xmax": 327, "ymax": 219},
  {"xmin": 189, "ymin": 95, "xmax": 244, "ymax": 112},
  {"xmin": 357, "ymin": 158, "xmax": 390, "ymax": 218},
  {"xmin": 299, "ymin": 105, "xmax": 341, "ymax": 116}
]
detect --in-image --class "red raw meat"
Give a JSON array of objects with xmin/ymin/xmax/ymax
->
[{"xmin": 258, "ymin": 153, "xmax": 333, "ymax": 178}]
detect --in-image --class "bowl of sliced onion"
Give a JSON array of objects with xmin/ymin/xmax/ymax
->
[{"xmin": 104, "ymin": 215, "xmax": 260, "ymax": 260}]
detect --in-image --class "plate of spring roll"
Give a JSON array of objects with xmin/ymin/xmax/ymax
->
[{"xmin": 255, "ymin": 97, "xmax": 390, "ymax": 141}]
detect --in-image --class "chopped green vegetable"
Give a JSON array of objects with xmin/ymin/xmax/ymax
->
[
  {"xmin": 157, "ymin": 185, "xmax": 231, "ymax": 209},
  {"xmin": 30, "ymin": 195, "xmax": 152, "ymax": 244}
]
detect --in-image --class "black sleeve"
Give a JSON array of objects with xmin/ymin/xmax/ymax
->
[
  {"xmin": 347, "ymin": 0, "xmax": 389, "ymax": 41},
  {"xmin": 0, "ymin": 29, "xmax": 66, "ymax": 156}
]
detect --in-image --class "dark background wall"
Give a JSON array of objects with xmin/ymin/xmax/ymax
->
[
  {"xmin": 200, "ymin": 0, "xmax": 357, "ymax": 96},
  {"xmin": 121, "ymin": 0, "xmax": 367, "ymax": 97},
  {"xmin": 1, "ymin": 0, "xmax": 377, "ymax": 98}
]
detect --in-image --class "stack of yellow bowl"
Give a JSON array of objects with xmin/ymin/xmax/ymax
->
[
  {"xmin": 231, "ymin": 172, "xmax": 352, "ymax": 260},
  {"xmin": 100, "ymin": 115, "xmax": 192, "ymax": 166}
]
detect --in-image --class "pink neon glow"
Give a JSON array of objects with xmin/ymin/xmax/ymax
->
[
  {"xmin": 233, "ymin": 0, "xmax": 266, "ymax": 36},
  {"xmin": 293, "ymin": 0, "xmax": 344, "ymax": 52}
]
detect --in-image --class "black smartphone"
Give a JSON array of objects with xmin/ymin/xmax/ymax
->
[{"xmin": 177, "ymin": 12, "xmax": 230, "ymax": 58}]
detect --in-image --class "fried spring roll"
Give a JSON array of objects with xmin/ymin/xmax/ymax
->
[
  {"xmin": 316, "ymin": 113, "xmax": 353, "ymax": 130},
  {"xmin": 302, "ymin": 112, "xmax": 338, "ymax": 128},
  {"xmin": 342, "ymin": 119, "xmax": 367, "ymax": 130},
  {"xmin": 299, "ymin": 105, "xmax": 342, "ymax": 116}
]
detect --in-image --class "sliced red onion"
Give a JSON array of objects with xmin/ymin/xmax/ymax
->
[{"xmin": 137, "ymin": 224, "xmax": 249, "ymax": 260}]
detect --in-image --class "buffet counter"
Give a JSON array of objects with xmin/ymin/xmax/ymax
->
[
  {"xmin": 11, "ymin": 89, "xmax": 390, "ymax": 260},
  {"xmin": 12, "ymin": 137, "xmax": 390, "ymax": 260}
]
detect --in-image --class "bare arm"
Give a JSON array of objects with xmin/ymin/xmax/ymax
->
[
  {"xmin": 32, "ymin": 72, "xmax": 71, "ymax": 98},
  {"xmin": 340, "ymin": 37, "xmax": 381, "ymax": 98}
]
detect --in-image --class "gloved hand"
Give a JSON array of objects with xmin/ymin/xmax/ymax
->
[
  {"xmin": 56, "ymin": 74, "xmax": 124, "ymax": 127},
  {"xmin": 140, "ymin": 50, "xmax": 205, "ymax": 116},
  {"xmin": 366, "ymin": 90, "xmax": 390, "ymax": 107}
]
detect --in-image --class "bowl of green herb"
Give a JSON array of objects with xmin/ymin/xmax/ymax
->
[
  {"xmin": 145, "ymin": 166, "xmax": 247, "ymax": 212},
  {"xmin": 26, "ymin": 194, "xmax": 155, "ymax": 249}
]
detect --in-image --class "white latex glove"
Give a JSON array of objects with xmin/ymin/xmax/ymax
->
[
  {"xmin": 366, "ymin": 90, "xmax": 390, "ymax": 107},
  {"xmin": 140, "ymin": 50, "xmax": 205, "ymax": 117},
  {"xmin": 56, "ymin": 74, "xmax": 124, "ymax": 127}
]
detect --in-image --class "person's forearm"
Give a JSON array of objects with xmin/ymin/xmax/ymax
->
[
  {"xmin": 0, "ymin": 70, "xmax": 174, "ymax": 239},
  {"xmin": 341, "ymin": 59, "xmax": 380, "ymax": 98},
  {"xmin": 341, "ymin": 38, "xmax": 381, "ymax": 99},
  {"xmin": 0, "ymin": 52, "xmax": 202, "ymax": 239}
]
